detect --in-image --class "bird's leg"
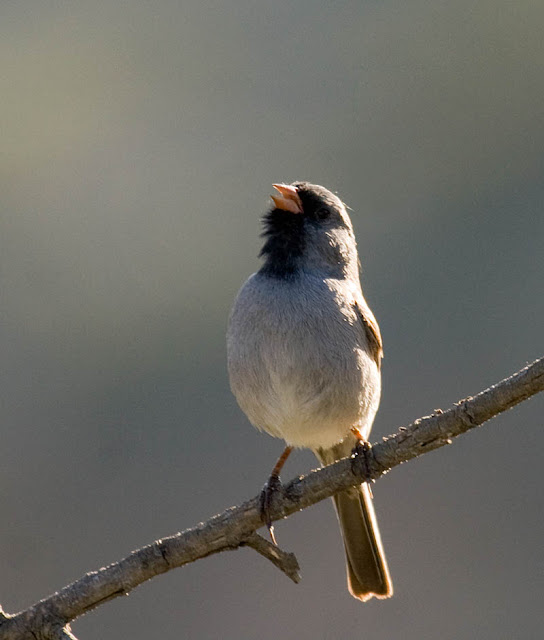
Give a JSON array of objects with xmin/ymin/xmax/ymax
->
[
  {"xmin": 260, "ymin": 446, "xmax": 293, "ymax": 545},
  {"xmin": 350, "ymin": 426, "xmax": 374, "ymax": 496}
]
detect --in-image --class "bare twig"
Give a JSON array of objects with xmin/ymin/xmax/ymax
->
[
  {"xmin": 0, "ymin": 357, "xmax": 542, "ymax": 640},
  {"xmin": 242, "ymin": 532, "xmax": 301, "ymax": 583}
]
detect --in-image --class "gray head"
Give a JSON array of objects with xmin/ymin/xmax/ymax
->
[{"xmin": 259, "ymin": 181, "xmax": 359, "ymax": 280}]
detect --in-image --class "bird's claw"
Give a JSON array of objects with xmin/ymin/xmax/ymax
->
[
  {"xmin": 351, "ymin": 438, "xmax": 374, "ymax": 486},
  {"xmin": 260, "ymin": 473, "xmax": 283, "ymax": 545}
]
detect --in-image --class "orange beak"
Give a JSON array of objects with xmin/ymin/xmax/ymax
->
[{"xmin": 271, "ymin": 184, "xmax": 303, "ymax": 214}]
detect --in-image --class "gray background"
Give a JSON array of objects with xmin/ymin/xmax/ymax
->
[{"xmin": 2, "ymin": 1, "xmax": 543, "ymax": 638}]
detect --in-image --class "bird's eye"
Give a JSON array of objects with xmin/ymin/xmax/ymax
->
[{"xmin": 315, "ymin": 207, "xmax": 330, "ymax": 220}]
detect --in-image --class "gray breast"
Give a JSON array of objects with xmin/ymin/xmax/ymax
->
[{"xmin": 227, "ymin": 272, "xmax": 381, "ymax": 449}]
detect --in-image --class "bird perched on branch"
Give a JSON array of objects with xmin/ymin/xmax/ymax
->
[{"xmin": 227, "ymin": 181, "xmax": 392, "ymax": 601}]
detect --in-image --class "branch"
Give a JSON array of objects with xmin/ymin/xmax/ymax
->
[
  {"xmin": 1, "ymin": 357, "xmax": 543, "ymax": 640},
  {"xmin": 242, "ymin": 533, "xmax": 301, "ymax": 583}
]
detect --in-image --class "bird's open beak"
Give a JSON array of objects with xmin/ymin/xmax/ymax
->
[{"xmin": 271, "ymin": 184, "xmax": 303, "ymax": 214}]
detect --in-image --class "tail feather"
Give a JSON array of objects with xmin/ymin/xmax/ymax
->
[
  {"xmin": 333, "ymin": 484, "xmax": 392, "ymax": 600},
  {"xmin": 316, "ymin": 444, "xmax": 393, "ymax": 601}
]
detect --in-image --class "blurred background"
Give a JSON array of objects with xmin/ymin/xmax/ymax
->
[{"xmin": 1, "ymin": 1, "xmax": 543, "ymax": 638}]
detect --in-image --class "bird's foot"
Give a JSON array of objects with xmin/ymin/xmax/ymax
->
[
  {"xmin": 259, "ymin": 446, "xmax": 293, "ymax": 545},
  {"xmin": 350, "ymin": 429, "xmax": 374, "ymax": 490},
  {"xmin": 260, "ymin": 473, "xmax": 283, "ymax": 545}
]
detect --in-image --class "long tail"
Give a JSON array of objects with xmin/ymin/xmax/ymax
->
[{"xmin": 316, "ymin": 444, "xmax": 393, "ymax": 601}]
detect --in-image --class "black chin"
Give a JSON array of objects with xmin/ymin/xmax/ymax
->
[{"xmin": 258, "ymin": 208, "xmax": 305, "ymax": 279}]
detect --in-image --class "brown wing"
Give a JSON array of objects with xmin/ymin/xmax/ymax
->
[{"xmin": 354, "ymin": 300, "xmax": 383, "ymax": 368}]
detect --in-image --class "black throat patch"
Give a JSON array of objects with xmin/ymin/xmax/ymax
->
[{"xmin": 258, "ymin": 208, "xmax": 305, "ymax": 279}]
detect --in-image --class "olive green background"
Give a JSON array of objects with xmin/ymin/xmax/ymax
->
[{"xmin": 2, "ymin": 2, "xmax": 543, "ymax": 638}]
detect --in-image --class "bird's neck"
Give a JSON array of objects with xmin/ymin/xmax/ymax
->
[{"xmin": 259, "ymin": 209, "xmax": 305, "ymax": 279}]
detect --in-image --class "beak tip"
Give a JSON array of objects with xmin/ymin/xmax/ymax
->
[
  {"xmin": 270, "ymin": 183, "xmax": 303, "ymax": 214},
  {"xmin": 270, "ymin": 194, "xmax": 281, "ymax": 208}
]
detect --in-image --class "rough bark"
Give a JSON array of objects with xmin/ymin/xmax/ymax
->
[{"xmin": 1, "ymin": 357, "xmax": 542, "ymax": 640}]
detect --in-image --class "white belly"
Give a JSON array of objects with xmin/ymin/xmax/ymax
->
[{"xmin": 227, "ymin": 272, "xmax": 381, "ymax": 450}]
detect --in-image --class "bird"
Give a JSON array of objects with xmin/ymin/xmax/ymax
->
[{"xmin": 226, "ymin": 181, "xmax": 392, "ymax": 601}]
